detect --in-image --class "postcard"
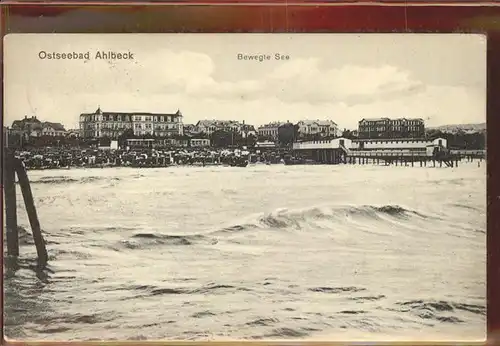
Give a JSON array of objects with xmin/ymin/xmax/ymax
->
[{"xmin": 3, "ymin": 33, "xmax": 486, "ymax": 341}]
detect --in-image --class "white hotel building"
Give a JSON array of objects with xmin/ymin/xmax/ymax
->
[
  {"xmin": 296, "ymin": 120, "xmax": 340, "ymax": 138},
  {"xmin": 79, "ymin": 107, "xmax": 184, "ymax": 138}
]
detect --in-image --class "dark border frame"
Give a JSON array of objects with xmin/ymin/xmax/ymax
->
[{"xmin": 1, "ymin": 2, "xmax": 496, "ymax": 344}]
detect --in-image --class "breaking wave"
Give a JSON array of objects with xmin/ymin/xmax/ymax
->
[
  {"xmin": 119, "ymin": 233, "xmax": 218, "ymax": 249},
  {"xmin": 217, "ymin": 204, "xmax": 438, "ymax": 234},
  {"xmin": 91, "ymin": 203, "xmax": 459, "ymax": 253},
  {"xmin": 95, "ymin": 204, "xmax": 443, "ymax": 252},
  {"xmin": 393, "ymin": 299, "xmax": 486, "ymax": 324}
]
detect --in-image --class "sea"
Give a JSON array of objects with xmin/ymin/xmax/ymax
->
[{"xmin": 3, "ymin": 162, "xmax": 486, "ymax": 341}]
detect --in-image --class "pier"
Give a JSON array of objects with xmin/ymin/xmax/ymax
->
[{"xmin": 291, "ymin": 137, "xmax": 485, "ymax": 167}]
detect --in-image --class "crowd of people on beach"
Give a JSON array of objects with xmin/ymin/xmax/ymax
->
[{"xmin": 12, "ymin": 147, "xmax": 287, "ymax": 170}]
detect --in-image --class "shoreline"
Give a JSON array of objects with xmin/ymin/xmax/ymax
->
[
  {"xmin": 22, "ymin": 160, "xmax": 484, "ymax": 173},
  {"xmin": 9, "ymin": 146, "xmax": 485, "ymax": 172}
]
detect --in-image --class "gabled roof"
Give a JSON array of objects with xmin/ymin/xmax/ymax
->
[
  {"xmin": 258, "ymin": 122, "xmax": 286, "ymax": 129},
  {"xmin": 11, "ymin": 116, "xmax": 42, "ymax": 129},
  {"xmin": 12, "ymin": 118, "xmax": 43, "ymax": 130},
  {"xmin": 196, "ymin": 120, "xmax": 242, "ymax": 127},
  {"xmin": 359, "ymin": 118, "xmax": 390, "ymax": 123},
  {"xmin": 316, "ymin": 120, "xmax": 338, "ymax": 126},
  {"xmin": 11, "ymin": 120, "xmax": 24, "ymax": 129},
  {"xmin": 298, "ymin": 119, "xmax": 337, "ymax": 126},
  {"xmin": 42, "ymin": 122, "xmax": 66, "ymax": 131},
  {"xmin": 242, "ymin": 124, "xmax": 256, "ymax": 132}
]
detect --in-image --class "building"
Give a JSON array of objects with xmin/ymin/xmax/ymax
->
[
  {"xmin": 351, "ymin": 138, "xmax": 446, "ymax": 154},
  {"xmin": 255, "ymin": 141, "xmax": 278, "ymax": 150},
  {"xmin": 125, "ymin": 138, "xmax": 155, "ymax": 149},
  {"xmin": 257, "ymin": 122, "xmax": 286, "ymax": 140},
  {"xmin": 11, "ymin": 116, "xmax": 43, "ymax": 137},
  {"xmin": 41, "ymin": 122, "xmax": 67, "ymax": 136},
  {"xmin": 183, "ymin": 124, "xmax": 199, "ymax": 136},
  {"xmin": 190, "ymin": 138, "xmax": 211, "ymax": 147},
  {"xmin": 195, "ymin": 120, "xmax": 254, "ymax": 136},
  {"xmin": 79, "ymin": 107, "xmax": 184, "ymax": 138},
  {"xmin": 240, "ymin": 123, "xmax": 257, "ymax": 138},
  {"xmin": 358, "ymin": 117, "xmax": 425, "ymax": 139},
  {"xmin": 292, "ymin": 137, "xmax": 448, "ymax": 163},
  {"xmin": 156, "ymin": 138, "xmax": 189, "ymax": 148},
  {"xmin": 10, "ymin": 116, "xmax": 66, "ymax": 137},
  {"xmin": 296, "ymin": 120, "xmax": 339, "ymax": 138},
  {"xmin": 65, "ymin": 129, "xmax": 81, "ymax": 138}
]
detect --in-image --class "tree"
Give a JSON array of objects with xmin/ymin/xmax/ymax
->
[
  {"xmin": 426, "ymin": 129, "xmax": 485, "ymax": 150},
  {"xmin": 173, "ymin": 133, "xmax": 190, "ymax": 140},
  {"xmin": 193, "ymin": 132, "xmax": 209, "ymax": 139},
  {"xmin": 5, "ymin": 132, "xmax": 23, "ymax": 149},
  {"xmin": 277, "ymin": 123, "xmax": 297, "ymax": 147},
  {"xmin": 210, "ymin": 130, "xmax": 235, "ymax": 148},
  {"xmin": 118, "ymin": 128, "xmax": 135, "ymax": 147},
  {"xmin": 246, "ymin": 133, "xmax": 257, "ymax": 148},
  {"xmin": 341, "ymin": 129, "xmax": 357, "ymax": 139},
  {"xmin": 99, "ymin": 136, "xmax": 112, "ymax": 147},
  {"xmin": 257, "ymin": 134, "xmax": 274, "ymax": 142}
]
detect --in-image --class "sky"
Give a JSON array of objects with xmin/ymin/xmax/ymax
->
[{"xmin": 3, "ymin": 33, "xmax": 486, "ymax": 131}]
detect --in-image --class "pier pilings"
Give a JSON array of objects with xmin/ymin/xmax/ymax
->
[
  {"xmin": 294, "ymin": 146, "xmax": 479, "ymax": 168},
  {"xmin": 3, "ymin": 152, "xmax": 48, "ymax": 267},
  {"xmin": 4, "ymin": 153, "xmax": 19, "ymax": 257}
]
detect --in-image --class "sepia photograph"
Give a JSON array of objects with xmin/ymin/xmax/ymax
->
[{"xmin": 3, "ymin": 33, "xmax": 486, "ymax": 341}]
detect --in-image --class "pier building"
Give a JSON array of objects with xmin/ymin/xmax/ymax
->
[{"xmin": 291, "ymin": 137, "xmax": 453, "ymax": 166}]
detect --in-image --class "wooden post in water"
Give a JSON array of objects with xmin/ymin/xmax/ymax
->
[
  {"xmin": 4, "ymin": 152, "xmax": 19, "ymax": 257},
  {"xmin": 14, "ymin": 159, "xmax": 48, "ymax": 267}
]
